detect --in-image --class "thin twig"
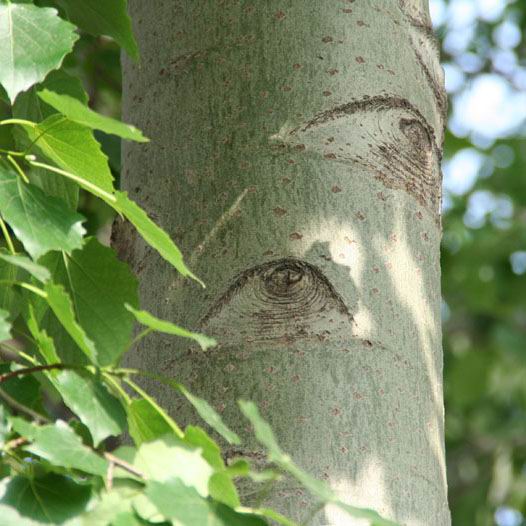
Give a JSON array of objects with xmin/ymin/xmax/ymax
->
[
  {"xmin": 104, "ymin": 452, "xmax": 145, "ymax": 479},
  {"xmin": 4, "ymin": 436, "xmax": 28, "ymax": 450},
  {"xmin": 0, "ymin": 364, "xmax": 74, "ymax": 383},
  {"xmin": 7, "ymin": 154, "xmax": 29, "ymax": 183},
  {"xmin": 106, "ymin": 457, "xmax": 115, "ymax": 490},
  {"xmin": 0, "ymin": 387, "xmax": 50, "ymax": 423}
]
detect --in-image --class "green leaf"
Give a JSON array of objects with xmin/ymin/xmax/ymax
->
[
  {"xmin": 178, "ymin": 384, "xmax": 240, "ymax": 445},
  {"xmin": 135, "ymin": 372, "xmax": 240, "ymax": 446},
  {"xmin": 42, "ymin": 239, "xmax": 138, "ymax": 366},
  {"xmin": 145, "ymin": 479, "xmax": 210, "ymax": 526},
  {"xmin": 0, "ymin": 250, "xmax": 50, "ymax": 282},
  {"xmin": 134, "ymin": 436, "xmax": 213, "ymax": 496},
  {"xmin": 58, "ymin": 0, "xmax": 139, "ymax": 59},
  {"xmin": 10, "ymin": 417, "xmax": 108, "ymax": 476},
  {"xmin": 0, "ymin": 474, "xmax": 91, "ymax": 524},
  {"xmin": 114, "ymin": 191, "xmax": 202, "ymax": 285},
  {"xmin": 13, "ymin": 70, "xmax": 89, "ymax": 209},
  {"xmin": 43, "ymin": 282, "xmax": 97, "ymax": 363},
  {"xmin": 127, "ymin": 398, "xmax": 172, "ymax": 446},
  {"xmin": 14, "ymin": 70, "xmax": 89, "ymax": 123},
  {"xmin": 184, "ymin": 425, "xmax": 224, "ymax": 471},
  {"xmin": 239, "ymin": 401, "xmax": 398, "ymax": 526},
  {"xmin": 0, "ymin": 2, "xmax": 78, "ymax": 103},
  {"xmin": 209, "ymin": 472, "xmax": 241, "ymax": 508},
  {"xmin": 26, "ymin": 304, "xmax": 60, "ymax": 364},
  {"xmin": 77, "ymin": 485, "xmax": 139, "ymax": 526},
  {"xmin": 13, "ymin": 70, "xmax": 88, "ymax": 210},
  {"xmin": 0, "ymin": 164, "xmax": 85, "ymax": 260},
  {"xmin": 184, "ymin": 426, "xmax": 241, "ymax": 506},
  {"xmin": 0, "ymin": 307, "xmax": 11, "ymax": 341},
  {"xmin": 240, "ymin": 508, "xmax": 299, "ymax": 526},
  {"xmin": 125, "ymin": 304, "xmax": 215, "ymax": 351},
  {"xmin": 38, "ymin": 90, "xmax": 148, "ymax": 142},
  {"xmin": 111, "ymin": 511, "xmax": 143, "ymax": 526},
  {"xmin": 0, "ymin": 257, "xmax": 21, "ymax": 316},
  {"xmin": 22, "ymin": 115, "xmax": 114, "ymax": 193},
  {"xmin": 0, "ymin": 364, "xmax": 44, "ymax": 414},
  {"xmin": 51, "ymin": 370, "xmax": 126, "ymax": 447},
  {"xmin": 146, "ymin": 479, "xmax": 267, "ymax": 526}
]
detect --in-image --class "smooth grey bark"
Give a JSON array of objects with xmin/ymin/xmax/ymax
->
[{"xmin": 119, "ymin": 1, "xmax": 450, "ymax": 524}]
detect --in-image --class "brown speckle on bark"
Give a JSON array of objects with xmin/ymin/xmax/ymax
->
[
  {"xmin": 273, "ymin": 207, "xmax": 288, "ymax": 217},
  {"xmin": 289, "ymin": 232, "xmax": 303, "ymax": 241},
  {"xmin": 322, "ymin": 36, "xmax": 334, "ymax": 43},
  {"xmin": 355, "ymin": 56, "xmax": 365, "ymax": 63},
  {"xmin": 275, "ymin": 10, "xmax": 286, "ymax": 20},
  {"xmin": 331, "ymin": 185, "xmax": 342, "ymax": 193}
]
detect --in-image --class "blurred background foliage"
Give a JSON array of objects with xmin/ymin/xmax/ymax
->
[{"xmin": 63, "ymin": 1, "xmax": 526, "ymax": 524}]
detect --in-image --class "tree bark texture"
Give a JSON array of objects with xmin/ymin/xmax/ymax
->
[{"xmin": 119, "ymin": 1, "xmax": 450, "ymax": 524}]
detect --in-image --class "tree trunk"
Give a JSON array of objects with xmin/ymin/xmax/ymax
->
[{"xmin": 119, "ymin": 1, "xmax": 450, "ymax": 524}]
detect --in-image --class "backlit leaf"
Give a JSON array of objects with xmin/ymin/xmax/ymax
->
[
  {"xmin": 125, "ymin": 304, "xmax": 215, "ymax": 351},
  {"xmin": 114, "ymin": 191, "xmax": 202, "ymax": 285},
  {"xmin": 0, "ymin": 2, "xmax": 78, "ymax": 102},
  {"xmin": 38, "ymin": 90, "xmax": 147, "ymax": 142},
  {"xmin": 0, "ymin": 163, "xmax": 85, "ymax": 260},
  {"xmin": 22, "ymin": 115, "xmax": 114, "ymax": 193},
  {"xmin": 10, "ymin": 418, "xmax": 108, "ymax": 476}
]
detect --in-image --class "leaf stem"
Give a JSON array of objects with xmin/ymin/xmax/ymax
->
[
  {"xmin": 7, "ymin": 154, "xmax": 29, "ymax": 183},
  {"xmin": 0, "ymin": 149, "xmax": 25, "ymax": 157},
  {"xmin": 0, "ymin": 217, "xmax": 16, "ymax": 254},
  {"xmin": 0, "ymin": 118, "xmax": 36, "ymax": 128},
  {"xmin": 28, "ymin": 160, "xmax": 117, "ymax": 203},
  {"xmin": 0, "ymin": 280, "xmax": 47, "ymax": 297},
  {"xmin": 102, "ymin": 372, "xmax": 131, "ymax": 405},
  {"xmin": 103, "ymin": 451, "xmax": 145, "ymax": 479},
  {"xmin": 128, "ymin": 327, "xmax": 153, "ymax": 350}
]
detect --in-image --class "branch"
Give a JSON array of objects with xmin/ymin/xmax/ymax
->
[
  {"xmin": 0, "ymin": 363, "xmax": 82, "ymax": 383},
  {"xmin": 0, "ymin": 387, "xmax": 50, "ymax": 423},
  {"xmin": 104, "ymin": 452, "xmax": 145, "ymax": 479}
]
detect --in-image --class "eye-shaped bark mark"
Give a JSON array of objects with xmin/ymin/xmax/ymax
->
[
  {"xmin": 282, "ymin": 95, "xmax": 442, "ymax": 218},
  {"xmin": 200, "ymin": 258, "xmax": 353, "ymax": 343}
]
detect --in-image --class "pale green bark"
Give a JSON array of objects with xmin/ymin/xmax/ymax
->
[{"xmin": 120, "ymin": 1, "xmax": 449, "ymax": 524}]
